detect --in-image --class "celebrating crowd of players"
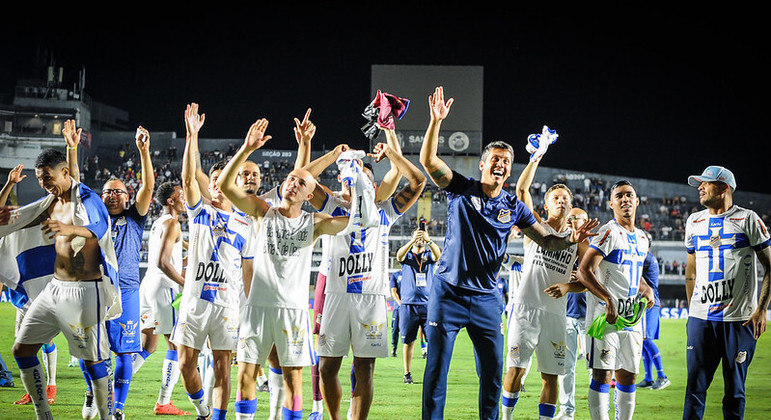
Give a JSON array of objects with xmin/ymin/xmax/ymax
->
[{"xmin": 0, "ymin": 85, "xmax": 769, "ymax": 420}]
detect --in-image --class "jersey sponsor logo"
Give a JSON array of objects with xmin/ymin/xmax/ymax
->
[
  {"xmin": 736, "ymin": 351, "xmax": 747, "ymax": 364},
  {"xmin": 700, "ymin": 279, "xmax": 735, "ymax": 305},
  {"xmin": 597, "ymin": 230, "xmax": 611, "ymax": 246},
  {"xmin": 195, "ymin": 261, "xmax": 227, "ymax": 283},
  {"xmin": 759, "ymin": 219, "xmax": 769, "ymax": 237},
  {"xmin": 497, "ymin": 209, "xmax": 511, "ymax": 223},
  {"xmin": 693, "ymin": 218, "xmax": 705, "ymax": 224},
  {"xmin": 338, "ymin": 253, "xmax": 375, "ymax": 277},
  {"xmin": 729, "ymin": 218, "xmax": 745, "ymax": 222}
]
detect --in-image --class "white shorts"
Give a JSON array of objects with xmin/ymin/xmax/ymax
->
[
  {"xmin": 14, "ymin": 279, "xmax": 110, "ymax": 361},
  {"xmin": 171, "ymin": 300, "xmax": 239, "ymax": 352},
  {"xmin": 317, "ymin": 293, "xmax": 388, "ymax": 359},
  {"xmin": 585, "ymin": 327, "xmax": 642, "ymax": 374},
  {"xmin": 506, "ymin": 303, "xmax": 568, "ymax": 375},
  {"xmin": 139, "ymin": 278, "xmax": 180, "ymax": 335},
  {"xmin": 237, "ymin": 305, "xmax": 315, "ymax": 367}
]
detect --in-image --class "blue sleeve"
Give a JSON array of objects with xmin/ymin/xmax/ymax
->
[
  {"xmin": 443, "ymin": 170, "xmax": 476, "ymax": 195},
  {"xmin": 642, "ymin": 251, "xmax": 659, "ymax": 289},
  {"xmin": 390, "ymin": 274, "xmax": 397, "ymax": 289},
  {"xmin": 79, "ymin": 184, "xmax": 110, "ymax": 240},
  {"xmin": 514, "ymin": 200, "xmax": 537, "ymax": 229}
]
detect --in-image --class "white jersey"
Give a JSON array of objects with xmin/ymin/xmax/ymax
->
[
  {"xmin": 143, "ymin": 214, "xmax": 183, "ymax": 288},
  {"xmin": 182, "ymin": 198, "xmax": 251, "ymax": 309},
  {"xmin": 685, "ymin": 205, "xmax": 770, "ymax": 322},
  {"xmin": 585, "ymin": 220, "xmax": 650, "ymax": 327},
  {"xmin": 320, "ymin": 193, "xmax": 401, "ymax": 296},
  {"xmin": 516, "ymin": 223, "xmax": 577, "ymax": 316},
  {"xmin": 238, "ymin": 186, "xmax": 282, "ymax": 261},
  {"xmin": 248, "ymin": 207, "xmax": 315, "ymax": 309}
]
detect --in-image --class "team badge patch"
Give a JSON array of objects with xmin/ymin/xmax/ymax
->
[
  {"xmin": 119, "ymin": 320, "xmax": 138, "ymax": 337},
  {"xmin": 318, "ymin": 334, "xmax": 327, "ymax": 346},
  {"xmin": 497, "ymin": 209, "xmax": 511, "ymax": 223},
  {"xmin": 361, "ymin": 322, "xmax": 385, "ymax": 340},
  {"xmin": 552, "ymin": 341, "xmax": 566, "ymax": 359},
  {"xmin": 600, "ymin": 349, "xmax": 611, "ymax": 363},
  {"xmin": 736, "ymin": 351, "xmax": 747, "ymax": 364},
  {"xmin": 509, "ymin": 345, "xmax": 520, "ymax": 360}
]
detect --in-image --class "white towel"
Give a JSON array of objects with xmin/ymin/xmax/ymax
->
[
  {"xmin": 335, "ymin": 151, "xmax": 379, "ymax": 235},
  {"xmin": 526, "ymin": 125, "xmax": 559, "ymax": 162},
  {"xmin": 0, "ymin": 179, "xmax": 122, "ymax": 319}
]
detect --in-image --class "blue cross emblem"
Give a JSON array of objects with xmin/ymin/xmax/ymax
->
[{"xmin": 693, "ymin": 218, "xmax": 747, "ymax": 281}]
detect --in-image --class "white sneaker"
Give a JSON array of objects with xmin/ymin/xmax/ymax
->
[
  {"xmin": 555, "ymin": 411, "xmax": 574, "ymax": 420},
  {"xmin": 651, "ymin": 377, "xmax": 671, "ymax": 390},
  {"xmin": 82, "ymin": 392, "xmax": 98, "ymax": 419}
]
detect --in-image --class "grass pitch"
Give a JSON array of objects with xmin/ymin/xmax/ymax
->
[{"xmin": 1, "ymin": 302, "xmax": 769, "ymax": 419}]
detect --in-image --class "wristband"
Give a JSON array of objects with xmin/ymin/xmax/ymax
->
[{"xmin": 67, "ymin": 146, "xmax": 77, "ymax": 151}]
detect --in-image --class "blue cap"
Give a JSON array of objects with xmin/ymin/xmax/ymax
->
[{"xmin": 688, "ymin": 165, "xmax": 736, "ymax": 190}]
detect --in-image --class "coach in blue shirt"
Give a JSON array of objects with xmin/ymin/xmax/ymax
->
[
  {"xmin": 395, "ymin": 227, "xmax": 442, "ymax": 384},
  {"xmin": 418, "ymin": 87, "xmax": 598, "ymax": 420}
]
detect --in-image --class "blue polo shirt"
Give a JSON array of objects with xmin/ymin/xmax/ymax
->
[
  {"xmin": 434, "ymin": 171, "xmax": 537, "ymax": 293},
  {"xmin": 399, "ymin": 249, "xmax": 436, "ymax": 305},
  {"xmin": 110, "ymin": 203, "xmax": 147, "ymax": 290}
]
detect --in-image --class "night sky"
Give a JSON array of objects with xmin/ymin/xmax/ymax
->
[{"xmin": 2, "ymin": 6, "xmax": 769, "ymax": 194}]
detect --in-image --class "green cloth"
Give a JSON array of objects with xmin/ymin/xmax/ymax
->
[
  {"xmin": 587, "ymin": 297, "xmax": 648, "ymax": 340},
  {"xmin": 171, "ymin": 292, "xmax": 183, "ymax": 311}
]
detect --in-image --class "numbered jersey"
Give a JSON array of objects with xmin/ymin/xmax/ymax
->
[
  {"xmin": 516, "ymin": 223, "xmax": 578, "ymax": 316},
  {"xmin": 182, "ymin": 199, "xmax": 251, "ymax": 308},
  {"xmin": 685, "ymin": 206, "xmax": 771, "ymax": 322},
  {"xmin": 586, "ymin": 220, "xmax": 650, "ymax": 327},
  {"xmin": 144, "ymin": 214, "xmax": 183, "ymax": 288},
  {"xmin": 320, "ymin": 193, "xmax": 401, "ymax": 296}
]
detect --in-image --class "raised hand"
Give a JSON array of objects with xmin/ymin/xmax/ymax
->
[
  {"xmin": 244, "ymin": 119, "xmax": 272, "ymax": 151},
  {"xmin": 368, "ymin": 142, "xmax": 392, "ymax": 163},
  {"xmin": 428, "ymin": 86, "xmax": 454, "ymax": 121},
  {"xmin": 184, "ymin": 103, "xmax": 206, "ymax": 136},
  {"xmin": 294, "ymin": 108, "xmax": 316, "ymax": 144},
  {"xmin": 135, "ymin": 126, "xmax": 150, "ymax": 151},
  {"xmin": 333, "ymin": 143, "xmax": 350, "ymax": 157},
  {"xmin": 62, "ymin": 119, "xmax": 82, "ymax": 148},
  {"xmin": 570, "ymin": 218, "xmax": 600, "ymax": 243},
  {"xmin": 6, "ymin": 164, "xmax": 26, "ymax": 185},
  {"xmin": 0, "ymin": 206, "xmax": 18, "ymax": 225}
]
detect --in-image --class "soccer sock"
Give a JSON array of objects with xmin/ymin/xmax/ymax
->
[
  {"xmin": 257, "ymin": 373, "xmax": 268, "ymax": 388},
  {"xmin": 588, "ymin": 379, "xmax": 610, "ymax": 420},
  {"xmin": 212, "ymin": 408, "xmax": 227, "ymax": 420},
  {"xmin": 538, "ymin": 403, "xmax": 557, "ymax": 419},
  {"xmin": 614, "ymin": 383, "xmax": 636, "ymax": 420},
  {"xmin": 282, "ymin": 402, "xmax": 303, "ymax": 420},
  {"xmin": 41, "ymin": 343, "xmax": 57, "ymax": 386},
  {"xmin": 79, "ymin": 359, "xmax": 93, "ymax": 393},
  {"xmin": 350, "ymin": 364, "xmax": 356, "ymax": 397},
  {"xmin": 187, "ymin": 388, "xmax": 210, "ymax": 417},
  {"xmin": 235, "ymin": 398, "xmax": 257, "ymax": 420},
  {"xmin": 131, "ymin": 348, "xmax": 152, "ymax": 374},
  {"xmin": 311, "ymin": 363, "xmax": 323, "ymax": 402},
  {"xmin": 501, "ymin": 389, "xmax": 519, "ymax": 420},
  {"xmin": 268, "ymin": 367, "xmax": 284, "ymax": 420},
  {"xmin": 158, "ymin": 349, "xmax": 180, "ymax": 405},
  {"xmin": 113, "ymin": 354, "xmax": 133, "ymax": 412},
  {"xmin": 649, "ymin": 342, "xmax": 666, "ymax": 379},
  {"xmin": 642, "ymin": 340, "xmax": 654, "ymax": 382},
  {"xmin": 200, "ymin": 350, "xmax": 214, "ymax": 407},
  {"xmin": 15, "ymin": 356, "xmax": 52, "ymax": 419},
  {"xmin": 85, "ymin": 361, "xmax": 114, "ymax": 419}
]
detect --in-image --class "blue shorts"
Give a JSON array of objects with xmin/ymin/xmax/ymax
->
[
  {"xmin": 399, "ymin": 304, "xmax": 428, "ymax": 344},
  {"xmin": 105, "ymin": 287, "xmax": 141, "ymax": 353},
  {"xmin": 643, "ymin": 305, "xmax": 661, "ymax": 340}
]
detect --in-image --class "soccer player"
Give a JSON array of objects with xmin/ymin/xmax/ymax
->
[
  {"xmin": 577, "ymin": 180, "xmax": 655, "ymax": 420},
  {"xmin": 389, "ymin": 270, "xmax": 402, "ymax": 358},
  {"xmin": 305, "ymin": 140, "xmax": 425, "ymax": 420},
  {"xmin": 418, "ymin": 86, "xmax": 597, "ymax": 420},
  {"xmin": 133, "ymin": 181, "xmax": 191, "ymax": 415},
  {"xmin": 637, "ymin": 236, "xmax": 671, "ymax": 391},
  {"xmin": 71, "ymin": 122, "xmax": 154, "ymax": 420},
  {"xmin": 682, "ymin": 165, "xmax": 771, "ymax": 420},
  {"xmin": 2, "ymin": 148, "xmax": 121, "ymax": 420},
  {"xmin": 215, "ymin": 117, "xmax": 350, "ymax": 420},
  {"xmin": 502, "ymin": 151, "xmax": 593, "ymax": 420},
  {"xmin": 172, "ymin": 103, "xmax": 251, "ymax": 420},
  {"xmin": 394, "ymin": 226, "xmax": 441, "ymax": 384}
]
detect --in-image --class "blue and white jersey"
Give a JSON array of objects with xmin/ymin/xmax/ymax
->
[
  {"xmin": 685, "ymin": 206, "xmax": 770, "ymax": 322},
  {"xmin": 110, "ymin": 204, "xmax": 147, "ymax": 290},
  {"xmin": 399, "ymin": 249, "xmax": 436, "ymax": 305},
  {"xmin": 435, "ymin": 171, "xmax": 537, "ymax": 293},
  {"xmin": 586, "ymin": 219, "xmax": 650, "ymax": 328},
  {"xmin": 182, "ymin": 198, "xmax": 251, "ymax": 308},
  {"xmin": 642, "ymin": 251, "xmax": 660, "ymax": 307}
]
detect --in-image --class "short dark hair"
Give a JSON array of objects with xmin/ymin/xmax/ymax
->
[
  {"xmin": 155, "ymin": 181, "xmax": 179, "ymax": 206},
  {"xmin": 610, "ymin": 179, "xmax": 636, "ymax": 195},
  {"xmin": 209, "ymin": 160, "xmax": 228, "ymax": 177},
  {"xmin": 481, "ymin": 141, "xmax": 514, "ymax": 162},
  {"xmin": 35, "ymin": 149, "xmax": 66, "ymax": 169}
]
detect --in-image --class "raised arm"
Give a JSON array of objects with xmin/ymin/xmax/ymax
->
[
  {"xmin": 158, "ymin": 218, "xmax": 185, "ymax": 287},
  {"xmin": 515, "ymin": 159, "xmax": 541, "ymax": 218},
  {"xmin": 134, "ymin": 126, "xmax": 155, "ymax": 216},
  {"xmin": 396, "ymin": 230, "xmax": 420, "ymax": 262},
  {"xmin": 302, "ymin": 144, "xmax": 348, "ymax": 210},
  {"xmin": 371, "ymin": 142, "xmax": 426, "ymax": 214},
  {"xmin": 374, "ymin": 128, "xmax": 403, "ymax": 202},
  {"xmin": 62, "ymin": 119, "xmax": 81, "ymax": 181},
  {"xmin": 216, "ymin": 119, "xmax": 273, "ymax": 218},
  {"xmin": 521, "ymin": 218, "xmax": 599, "ymax": 251},
  {"xmin": 578, "ymin": 246, "xmax": 618, "ymax": 323},
  {"xmin": 182, "ymin": 103, "xmax": 205, "ymax": 206},
  {"xmin": 293, "ymin": 108, "xmax": 315, "ymax": 170},
  {"xmin": 313, "ymin": 213, "xmax": 350, "ymax": 241},
  {"xmin": 0, "ymin": 164, "xmax": 26, "ymax": 206},
  {"xmin": 419, "ymin": 86, "xmax": 454, "ymax": 189}
]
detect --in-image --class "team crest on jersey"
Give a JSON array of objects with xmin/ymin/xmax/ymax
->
[
  {"xmin": 283, "ymin": 327, "xmax": 306, "ymax": 349},
  {"xmin": 119, "ymin": 320, "xmax": 138, "ymax": 337},
  {"xmin": 361, "ymin": 322, "xmax": 385, "ymax": 340},
  {"xmin": 212, "ymin": 219, "xmax": 228, "ymax": 240},
  {"xmin": 552, "ymin": 341, "xmax": 566, "ymax": 359},
  {"xmin": 600, "ymin": 349, "xmax": 611, "ymax": 363},
  {"xmin": 497, "ymin": 209, "xmax": 511, "ymax": 223},
  {"xmin": 509, "ymin": 345, "xmax": 520, "ymax": 360},
  {"xmin": 736, "ymin": 351, "xmax": 747, "ymax": 364}
]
